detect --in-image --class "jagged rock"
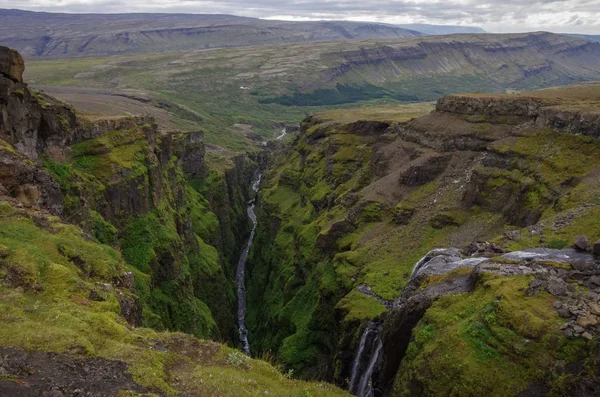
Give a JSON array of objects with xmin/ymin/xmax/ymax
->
[
  {"xmin": 504, "ymin": 230, "xmax": 522, "ymax": 241},
  {"xmin": 464, "ymin": 242, "xmax": 504, "ymax": 256},
  {"xmin": 553, "ymin": 301, "xmax": 563, "ymax": 309},
  {"xmin": 593, "ymin": 239, "xmax": 600, "ymax": 257},
  {"xmin": 547, "ymin": 277, "xmax": 568, "ymax": 297},
  {"xmin": 527, "ymin": 279, "xmax": 545, "ymax": 296},
  {"xmin": 0, "ymin": 46, "xmax": 24, "ymax": 82},
  {"xmin": 114, "ymin": 271, "xmax": 135, "ymax": 290},
  {"xmin": 179, "ymin": 131, "xmax": 207, "ymax": 178},
  {"xmin": 582, "ymin": 332, "xmax": 593, "ymax": 340},
  {"xmin": 116, "ymin": 290, "xmax": 142, "ymax": 327},
  {"xmin": 574, "ymin": 236, "xmax": 590, "ymax": 252},
  {"xmin": 0, "ymin": 147, "xmax": 63, "ymax": 215},
  {"xmin": 558, "ymin": 307, "xmax": 572, "ymax": 318},
  {"xmin": 576, "ymin": 314, "xmax": 598, "ymax": 327},
  {"xmin": 398, "ymin": 154, "xmax": 451, "ymax": 187}
]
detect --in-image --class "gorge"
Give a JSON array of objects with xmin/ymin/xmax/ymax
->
[
  {"xmin": 2, "ymin": 42, "xmax": 600, "ymax": 397},
  {"xmin": 236, "ymin": 173, "xmax": 262, "ymax": 355}
]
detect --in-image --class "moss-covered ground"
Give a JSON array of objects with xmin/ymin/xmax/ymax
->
[
  {"xmin": 395, "ymin": 273, "xmax": 593, "ymax": 396},
  {"xmin": 0, "ymin": 201, "xmax": 349, "ymax": 396},
  {"xmin": 245, "ymin": 96, "xmax": 600, "ymax": 391}
]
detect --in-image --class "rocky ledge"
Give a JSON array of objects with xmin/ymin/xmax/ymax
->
[{"xmin": 437, "ymin": 84, "xmax": 600, "ymax": 138}]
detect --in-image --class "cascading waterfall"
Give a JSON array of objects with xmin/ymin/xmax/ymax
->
[
  {"xmin": 276, "ymin": 127, "xmax": 287, "ymax": 140},
  {"xmin": 349, "ymin": 321, "xmax": 383, "ymax": 397},
  {"xmin": 236, "ymin": 173, "xmax": 261, "ymax": 355}
]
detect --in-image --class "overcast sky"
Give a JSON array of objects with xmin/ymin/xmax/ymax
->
[{"xmin": 2, "ymin": 0, "xmax": 599, "ymax": 34}]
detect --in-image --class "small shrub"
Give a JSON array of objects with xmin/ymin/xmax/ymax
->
[
  {"xmin": 226, "ymin": 351, "xmax": 252, "ymax": 369},
  {"xmin": 283, "ymin": 368, "xmax": 295, "ymax": 379},
  {"xmin": 548, "ymin": 239, "xmax": 569, "ymax": 249}
]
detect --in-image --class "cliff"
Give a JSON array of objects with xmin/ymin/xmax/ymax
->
[
  {"xmin": 0, "ymin": 46, "xmax": 348, "ymax": 397},
  {"xmin": 246, "ymin": 84, "xmax": 600, "ymax": 395}
]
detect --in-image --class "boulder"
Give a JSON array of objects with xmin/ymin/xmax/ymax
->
[
  {"xmin": 0, "ymin": 46, "xmax": 24, "ymax": 83},
  {"xmin": 547, "ymin": 277, "xmax": 567, "ymax": 297},
  {"xmin": 573, "ymin": 236, "xmax": 589, "ymax": 252},
  {"xmin": 593, "ymin": 239, "xmax": 600, "ymax": 258}
]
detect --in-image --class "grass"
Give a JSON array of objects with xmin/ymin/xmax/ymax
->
[
  {"xmin": 395, "ymin": 273, "xmax": 591, "ymax": 396},
  {"xmin": 335, "ymin": 289, "xmax": 387, "ymax": 323},
  {"xmin": 0, "ymin": 200, "xmax": 349, "ymax": 397}
]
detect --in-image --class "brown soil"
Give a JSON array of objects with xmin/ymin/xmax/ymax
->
[{"xmin": 0, "ymin": 348, "xmax": 148, "ymax": 396}]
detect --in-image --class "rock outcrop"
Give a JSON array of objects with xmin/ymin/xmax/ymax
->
[{"xmin": 0, "ymin": 46, "xmax": 24, "ymax": 82}]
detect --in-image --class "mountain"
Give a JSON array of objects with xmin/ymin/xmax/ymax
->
[
  {"xmin": 566, "ymin": 33, "xmax": 600, "ymax": 43},
  {"xmin": 24, "ymin": 31, "xmax": 600, "ymax": 151},
  {"xmin": 0, "ymin": 8, "xmax": 421, "ymax": 57},
  {"xmin": 395, "ymin": 23, "xmax": 486, "ymax": 35}
]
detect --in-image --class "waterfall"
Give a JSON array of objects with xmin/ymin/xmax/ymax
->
[
  {"xmin": 349, "ymin": 321, "xmax": 383, "ymax": 397},
  {"xmin": 236, "ymin": 173, "xmax": 261, "ymax": 355},
  {"xmin": 276, "ymin": 127, "xmax": 287, "ymax": 140}
]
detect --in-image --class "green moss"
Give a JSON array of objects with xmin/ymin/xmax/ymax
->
[
  {"xmin": 395, "ymin": 273, "xmax": 590, "ymax": 396},
  {"xmin": 0, "ymin": 203, "xmax": 347, "ymax": 397},
  {"xmin": 12, "ymin": 89, "xmax": 25, "ymax": 99},
  {"xmin": 41, "ymin": 157, "xmax": 74, "ymax": 189},
  {"xmin": 120, "ymin": 206, "xmax": 179, "ymax": 273},
  {"xmin": 547, "ymin": 239, "xmax": 569, "ymax": 249},
  {"xmin": 335, "ymin": 289, "xmax": 387, "ymax": 322},
  {"xmin": 71, "ymin": 128, "xmax": 149, "ymax": 183},
  {"xmin": 91, "ymin": 210, "xmax": 118, "ymax": 245}
]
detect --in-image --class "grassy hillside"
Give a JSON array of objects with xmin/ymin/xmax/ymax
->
[
  {"xmin": 24, "ymin": 32, "xmax": 600, "ymax": 152},
  {"xmin": 245, "ymin": 84, "xmax": 600, "ymax": 394},
  {"xmin": 0, "ymin": 201, "xmax": 349, "ymax": 397}
]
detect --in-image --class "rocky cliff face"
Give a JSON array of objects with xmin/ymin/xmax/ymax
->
[
  {"xmin": 246, "ymin": 83, "xmax": 600, "ymax": 395},
  {"xmin": 0, "ymin": 45, "xmax": 259, "ymax": 343}
]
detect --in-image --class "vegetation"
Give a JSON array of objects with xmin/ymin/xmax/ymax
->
[
  {"xmin": 260, "ymin": 84, "xmax": 418, "ymax": 106},
  {"xmin": 395, "ymin": 274, "xmax": 591, "ymax": 396},
  {"xmin": 0, "ymin": 202, "xmax": 349, "ymax": 396},
  {"xmin": 24, "ymin": 32, "xmax": 600, "ymax": 151}
]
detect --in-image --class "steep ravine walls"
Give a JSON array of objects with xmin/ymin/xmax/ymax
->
[
  {"xmin": 244, "ymin": 86, "xmax": 600, "ymax": 396},
  {"xmin": 0, "ymin": 44, "xmax": 260, "ymax": 344}
]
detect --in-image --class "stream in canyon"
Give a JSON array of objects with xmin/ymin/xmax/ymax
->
[{"xmin": 236, "ymin": 173, "xmax": 262, "ymax": 355}]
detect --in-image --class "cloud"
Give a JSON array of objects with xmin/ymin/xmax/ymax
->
[{"xmin": 1, "ymin": 0, "xmax": 599, "ymax": 34}]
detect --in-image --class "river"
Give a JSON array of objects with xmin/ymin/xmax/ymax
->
[{"xmin": 236, "ymin": 173, "xmax": 261, "ymax": 355}]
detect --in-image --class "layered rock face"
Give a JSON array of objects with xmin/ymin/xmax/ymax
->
[
  {"xmin": 437, "ymin": 86, "xmax": 600, "ymax": 138},
  {"xmin": 0, "ymin": 45, "xmax": 258, "ymax": 343},
  {"xmin": 247, "ymin": 84, "xmax": 600, "ymax": 395}
]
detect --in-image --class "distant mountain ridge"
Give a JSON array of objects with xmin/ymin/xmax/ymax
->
[
  {"xmin": 565, "ymin": 33, "xmax": 600, "ymax": 43},
  {"xmin": 0, "ymin": 8, "xmax": 422, "ymax": 56},
  {"xmin": 394, "ymin": 23, "xmax": 486, "ymax": 35}
]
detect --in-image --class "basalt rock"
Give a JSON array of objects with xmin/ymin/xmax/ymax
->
[
  {"xmin": 0, "ymin": 46, "xmax": 24, "ymax": 83},
  {"xmin": 594, "ymin": 239, "xmax": 600, "ymax": 258},
  {"xmin": 574, "ymin": 236, "xmax": 590, "ymax": 252},
  {"xmin": 0, "ymin": 144, "xmax": 63, "ymax": 215}
]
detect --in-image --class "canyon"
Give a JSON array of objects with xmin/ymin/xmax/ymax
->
[{"xmin": 1, "ymin": 42, "xmax": 600, "ymax": 397}]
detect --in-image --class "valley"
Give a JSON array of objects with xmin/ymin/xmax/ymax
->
[
  {"xmin": 1, "ymin": 7, "xmax": 600, "ymax": 396},
  {"xmin": 23, "ymin": 32, "xmax": 600, "ymax": 153}
]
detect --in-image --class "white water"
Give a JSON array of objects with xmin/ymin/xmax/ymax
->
[
  {"xmin": 349, "ymin": 321, "xmax": 383, "ymax": 397},
  {"xmin": 236, "ymin": 173, "xmax": 261, "ymax": 355},
  {"xmin": 276, "ymin": 127, "xmax": 287, "ymax": 140}
]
